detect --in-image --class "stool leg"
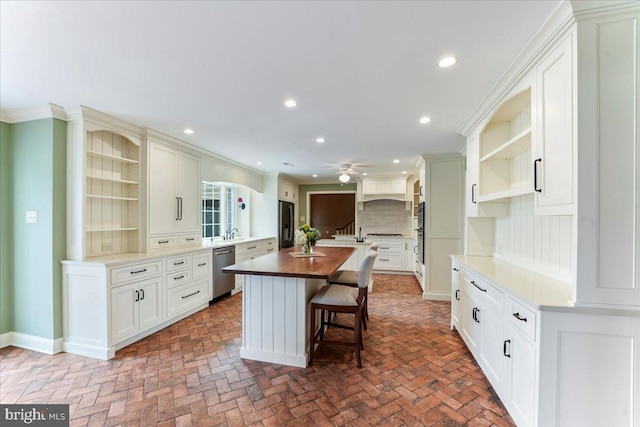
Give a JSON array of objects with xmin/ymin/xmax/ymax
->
[{"xmin": 309, "ymin": 304, "xmax": 316, "ymax": 365}]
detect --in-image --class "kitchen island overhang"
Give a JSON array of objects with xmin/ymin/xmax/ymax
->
[{"xmin": 223, "ymin": 246, "xmax": 355, "ymax": 367}]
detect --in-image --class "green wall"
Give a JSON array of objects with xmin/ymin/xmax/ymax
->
[
  {"xmin": 1, "ymin": 118, "xmax": 66, "ymax": 340},
  {"xmin": 298, "ymin": 183, "xmax": 357, "ymax": 224},
  {"xmin": 1, "ymin": 122, "xmax": 14, "ymax": 334}
]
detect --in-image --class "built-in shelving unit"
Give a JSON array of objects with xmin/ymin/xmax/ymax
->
[
  {"xmin": 85, "ymin": 130, "xmax": 140, "ymax": 257},
  {"xmin": 479, "ymin": 89, "xmax": 532, "ymax": 201}
]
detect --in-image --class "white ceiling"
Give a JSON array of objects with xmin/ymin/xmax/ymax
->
[{"xmin": 0, "ymin": 0, "xmax": 561, "ymax": 183}]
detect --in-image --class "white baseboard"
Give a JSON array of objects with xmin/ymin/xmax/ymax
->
[
  {"xmin": 1, "ymin": 331, "xmax": 64, "ymax": 355},
  {"xmin": 422, "ymin": 292, "xmax": 451, "ymax": 301}
]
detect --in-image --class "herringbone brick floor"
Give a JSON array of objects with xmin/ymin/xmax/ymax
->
[{"xmin": 0, "ymin": 274, "xmax": 514, "ymax": 426}]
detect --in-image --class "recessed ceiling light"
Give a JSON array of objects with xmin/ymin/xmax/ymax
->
[
  {"xmin": 256, "ymin": 161, "xmax": 262, "ymax": 165},
  {"xmin": 316, "ymin": 137, "xmax": 325, "ymax": 143},
  {"xmin": 184, "ymin": 128, "xmax": 194, "ymax": 135},
  {"xmin": 362, "ymin": 173, "xmax": 368, "ymax": 176},
  {"xmin": 438, "ymin": 56, "xmax": 457, "ymax": 68},
  {"xmin": 419, "ymin": 116, "xmax": 431, "ymax": 124},
  {"xmin": 284, "ymin": 99, "xmax": 297, "ymax": 108},
  {"xmin": 402, "ymin": 171, "xmax": 407, "ymax": 174},
  {"xmin": 393, "ymin": 159, "xmax": 400, "ymax": 164},
  {"xmin": 313, "ymin": 174, "xmax": 318, "ymax": 178}
]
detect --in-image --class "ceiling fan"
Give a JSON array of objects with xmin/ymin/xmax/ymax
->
[{"xmin": 337, "ymin": 164, "xmax": 355, "ymax": 183}]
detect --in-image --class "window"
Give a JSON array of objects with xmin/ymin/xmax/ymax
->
[{"xmin": 202, "ymin": 182, "xmax": 236, "ymax": 238}]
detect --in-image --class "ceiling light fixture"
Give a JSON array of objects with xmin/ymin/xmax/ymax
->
[
  {"xmin": 316, "ymin": 137, "xmax": 325, "ymax": 143},
  {"xmin": 393, "ymin": 159, "xmax": 400, "ymax": 164},
  {"xmin": 402, "ymin": 171, "xmax": 407, "ymax": 174},
  {"xmin": 438, "ymin": 56, "xmax": 457, "ymax": 68},
  {"xmin": 362, "ymin": 173, "xmax": 368, "ymax": 176},
  {"xmin": 256, "ymin": 161, "xmax": 262, "ymax": 165},
  {"xmin": 339, "ymin": 173, "xmax": 351, "ymax": 183},
  {"xmin": 313, "ymin": 174, "xmax": 318, "ymax": 178},
  {"xmin": 184, "ymin": 128, "xmax": 194, "ymax": 135},
  {"xmin": 284, "ymin": 99, "xmax": 297, "ymax": 108},
  {"xmin": 419, "ymin": 116, "xmax": 431, "ymax": 124}
]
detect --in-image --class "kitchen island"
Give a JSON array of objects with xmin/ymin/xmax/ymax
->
[{"xmin": 223, "ymin": 246, "xmax": 355, "ymax": 367}]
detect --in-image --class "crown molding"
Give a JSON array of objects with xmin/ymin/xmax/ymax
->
[
  {"xmin": 0, "ymin": 103, "xmax": 66, "ymax": 123},
  {"xmin": 571, "ymin": 0, "xmax": 640, "ymax": 19},
  {"xmin": 458, "ymin": 1, "xmax": 575, "ymax": 137}
]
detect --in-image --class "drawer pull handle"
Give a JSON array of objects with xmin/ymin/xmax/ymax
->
[
  {"xmin": 471, "ymin": 280, "xmax": 487, "ymax": 292},
  {"xmin": 182, "ymin": 290, "xmax": 200, "ymax": 299},
  {"xmin": 380, "ymin": 247, "xmax": 390, "ymax": 250},
  {"xmin": 173, "ymin": 261, "xmax": 185, "ymax": 266},
  {"xmin": 246, "ymin": 246, "xmax": 257, "ymax": 250},
  {"xmin": 455, "ymin": 289, "xmax": 460, "ymax": 301},
  {"xmin": 513, "ymin": 312, "xmax": 528, "ymax": 322},
  {"xmin": 131, "ymin": 268, "xmax": 147, "ymax": 275},
  {"xmin": 186, "ymin": 238, "xmax": 195, "ymax": 241},
  {"xmin": 197, "ymin": 263, "xmax": 206, "ymax": 267},
  {"xmin": 158, "ymin": 240, "xmax": 170, "ymax": 244},
  {"xmin": 174, "ymin": 275, "xmax": 185, "ymax": 280},
  {"xmin": 216, "ymin": 250, "xmax": 233, "ymax": 255},
  {"xmin": 380, "ymin": 258, "xmax": 390, "ymax": 261},
  {"xmin": 503, "ymin": 339, "xmax": 511, "ymax": 358}
]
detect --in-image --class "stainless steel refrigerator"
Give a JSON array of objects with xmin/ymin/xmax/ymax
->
[{"xmin": 278, "ymin": 200, "xmax": 295, "ymax": 249}]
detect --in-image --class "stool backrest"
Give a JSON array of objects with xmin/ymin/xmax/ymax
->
[
  {"xmin": 367, "ymin": 243, "xmax": 379, "ymax": 252},
  {"xmin": 358, "ymin": 250, "xmax": 378, "ymax": 289}
]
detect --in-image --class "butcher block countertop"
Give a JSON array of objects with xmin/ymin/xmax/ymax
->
[{"xmin": 223, "ymin": 246, "xmax": 355, "ymax": 279}]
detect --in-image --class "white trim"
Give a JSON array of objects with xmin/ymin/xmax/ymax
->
[
  {"xmin": 3, "ymin": 332, "xmax": 64, "ymax": 355},
  {"xmin": 422, "ymin": 292, "xmax": 451, "ymax": 301},
  {"xmin": 0, "ymin": 103, "xmax": 66, "ymax": 123},
  {"xmin": 240, "ymin": 347, "xmax": 308, "ymax": 368}
]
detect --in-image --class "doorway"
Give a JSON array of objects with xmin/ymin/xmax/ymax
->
[{"xmin": 310, "ymin": 193, "xmax": 356, "ymax": 239}]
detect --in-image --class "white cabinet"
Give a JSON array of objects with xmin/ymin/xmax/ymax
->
[
  {"xmin": 233, "ymin": 238, "xmax": 277, "ymax": 291},
  {"xmin": 148, "ymin": 141, "xmax": 201, "ymax": 245},
  {"xmin": 451, "ymin": 263, "xmax": 462, "ymax": 330},
  {"xmin": 402, "ymin": 238, "xmax": 413, "ymax": 271},
  {"xmin": 278, "ymin": 179, "xmax": 297, "ymax": 202},
  {"xmin": 373, "ymin": 240, "xmax": 403, "ymax": 271},
  {"xmin": 465, "ymin": 134, "xmax": 480, "ymax": 217},
  {"xmin": 478, "ymin": 303, "xmax": 507, "ymax": 396},
  {"xmin": 110, "ymin": 276, "xmax": 163, "ymax": 343},
  {"xmin": 361, "ymin": 177, "xmax": 408, "ymax": 201},
  {"xmin": 505, "ymin": 324, "xmax": 537, "ymax": 427},
  {"xmin": 533, "ymin": 32, "xmax": 575, "ymax": 215}
]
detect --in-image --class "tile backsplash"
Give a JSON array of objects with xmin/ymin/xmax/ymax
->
[{"xmin": 357, "ymin": 200, "xmax": 413, "ymax": 236}]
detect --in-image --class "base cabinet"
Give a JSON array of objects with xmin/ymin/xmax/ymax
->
[
  {"xmin": 110, "ymin": 276, "xmax": 163, "ymax": 343},
  {"xmin": 505, "ymin": 327, "xmax": 537, "ymax": 427}
]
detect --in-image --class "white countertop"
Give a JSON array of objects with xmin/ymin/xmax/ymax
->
[
  {"xmin": 62, "ymin": 236, "xmax": 275, "ymax": 267},
  {"xmin": 451, "ymin": 255, "xmax": 574, "ymax": 310}
]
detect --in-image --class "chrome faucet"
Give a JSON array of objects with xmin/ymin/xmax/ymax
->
[{"xmin": 226, "ymin": 227, "xmax": 239, "ymax": 240}]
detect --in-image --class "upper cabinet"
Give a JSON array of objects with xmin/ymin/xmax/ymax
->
[
  {"xmin": 278, "ymin": 179, "xmax": 297, "ymax": 203},
  {"xmin": 147, "ymin": 139, "xmax": 201, "ymax": 250},
  {"xmin": 532, "ymin": 32, "xmax": 576, "ymax": 216},
  {"xmin": 361, "ymin": 177, "xmax": 408, "ymax": 201}
]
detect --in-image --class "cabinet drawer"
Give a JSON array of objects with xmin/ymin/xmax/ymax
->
[
  {"xmin": 265, "ymin": 239, "xmax": 276, "ymax": 253},
  {"xmin": 236, "ymin": 242, "xmax": 266, "ymax": 257},
  {"xmin": 376, "ymin": 241, "xmax": 403, "ymax": 252},
  {"xmin": 178, "ymin": 234, "xmax": 200, "ymax": 246},
  {"xmin": 166, "ymin": 279, "xmax": 209, "ymax": 319},
  {"xmin": 166, "ymin": 270, "xmax": 192, "ymax": 288},
  {"xmin": 508, "ymin": 298, "xmax": 537, "ymax": 341},
  {"xmin": 166, "ymin": 255, "xmax": 192, "ymax": 272},
  {"xmin": 149, "ymin": 236, "xmax": 176, "ymax": 250},
  {"xmin": 374, "ymin": 254, "xmax": 402, "ymax": 270},
  {"xmin": 193, "ymin": 252, "xmax": 212, "ymax": 278},
  {"xmin": 111, "ymin": 260, "xmax": 163, "ymax": 285}
]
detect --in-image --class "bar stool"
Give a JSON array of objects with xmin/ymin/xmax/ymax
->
[
  {"xmin": 327, "ymin": 243, "xmax": 379, "ymax": 328},
  {"xmin": 309, "ymin": 250, "xmax": 377, "ymax": 368}
]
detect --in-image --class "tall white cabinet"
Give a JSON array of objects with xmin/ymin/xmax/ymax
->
[{"xmin": 455, "ymin": 2, "xmax": 640, "ymax": 426}]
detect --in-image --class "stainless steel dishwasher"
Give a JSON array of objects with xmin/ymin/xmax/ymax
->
[{"xmin": 213, "ymin": 246, "xmax": 236, "ymax": 299}]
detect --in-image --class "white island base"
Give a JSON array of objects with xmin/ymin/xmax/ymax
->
[{"xmin": 240, "ymin": 274, "xmax": 325, "ymax": 368}]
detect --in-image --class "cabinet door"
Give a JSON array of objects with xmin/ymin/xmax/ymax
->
[
  {"xmin": 138, "ymin": 276, "xmax": 163, "ymax": 330},
  {"xmin": 465, "ymin": 135, "xmax": 479, "ymax": 216},
  {"xmin": 362, "ymin": 179, "xmax": 377, "ymax": 195},
  {"xmin": 533, "ymin": 34, "xmax": 574, "ymax": 215},
  {"xmin": 507, "ymin": 328, "xmax": 537, "ymax": 427},
  {"xmin": 110, "ymin": 283, "xmax": 139, "ymax": 343},
  {"xmin": 479, "ymin": 307, "xmax": 507, "ymax": 398},
  {"xmin": 149, "ymin": 143, "xmax": 178, "ymax": 235},
  {"xmin": 451, "ymin": 265, "xmax": 462, "ymax": 329},
  {"xmin": 391, "ymin": 178, "xmax": 406, "ymax": 194},
  {"xmin": 460, "ymin": 287, "xmax": 480, "ymax": 353},
  {"xmin": 177, "ymin": 152, "xmax": 201, "ymax": 233}
]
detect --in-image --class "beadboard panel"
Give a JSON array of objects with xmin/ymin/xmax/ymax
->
[{"xmin": 495, "ymin": 194, "xmax": 572, "ymax": 278}]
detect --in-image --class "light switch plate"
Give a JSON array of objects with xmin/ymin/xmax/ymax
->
[
  {"xmin": 300, "ymin": 216, "xmax": 305, "ymax": 222},
  {"xmin": 25, "ymin": 211, "xmax": 37, "ymax": 223}
]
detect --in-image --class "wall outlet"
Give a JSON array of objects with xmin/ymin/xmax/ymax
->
[
  {"xmin": 25, "ymin": 211, "xmax": 37, "ymax": 223},
  {"xmin": 102, "ymin": 242, "xmax": 113, "ymax": 252}
]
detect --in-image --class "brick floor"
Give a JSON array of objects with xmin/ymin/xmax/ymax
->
[{"xmin": 0, "ymin": 274, "xmax": 514, "ymax": 426}]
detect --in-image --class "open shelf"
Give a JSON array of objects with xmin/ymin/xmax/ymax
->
[
  {"xmin": 478, "ymin": 186, "xmax": 533, "ymax": 202},
  {"xmin": 87, "ymin": 195, "xmax": 138, "ymax": 201},
  {"xmin": 87, "ymin": 175, "xmax": 138, "ymax": 185},
  {"xmin": 481, "ymin": 127, "xmax": 532, "ymax": 162},
  {"xmin": 87, "ymin": 150, "xmax": 139, "ymax": 164}
]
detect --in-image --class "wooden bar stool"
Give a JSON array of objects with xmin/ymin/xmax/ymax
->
[
  {"xmin": 327, "ymin": 243, "xmax": 379, "ymax": 328},
  {"xmin": 309, "ymin": 250, "xmax": 377, "ymax": 368}
]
